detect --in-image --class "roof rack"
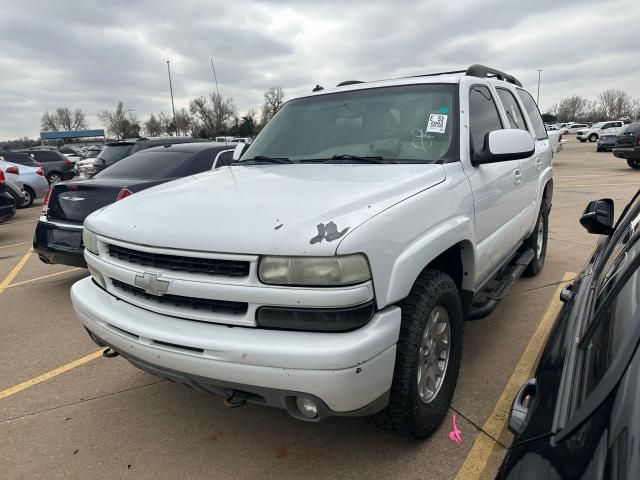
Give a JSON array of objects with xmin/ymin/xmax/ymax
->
[
  {"xmin": 465, "ymin": 64, "xmax": 522, "ymax": 87},
  {"xmin": 336, "ymin": 80, "xmax": 365, "ymax": 87}
]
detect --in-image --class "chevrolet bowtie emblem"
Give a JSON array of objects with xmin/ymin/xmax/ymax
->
[{"xmin": 134, "ymin": 272, "xmax": 170, "ymax": 296}]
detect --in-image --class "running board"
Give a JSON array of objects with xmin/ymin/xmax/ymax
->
[{"xmin": 467, "ymin": 248, "xmax": 535, "ymax": 321}]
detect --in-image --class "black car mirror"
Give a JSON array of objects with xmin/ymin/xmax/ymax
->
[{"xmin": 580, "ymin": 198, "xmax": 614, "ymax": 235}]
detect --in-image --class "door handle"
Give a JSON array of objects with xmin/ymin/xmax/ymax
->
[
  {"xmin": 535, "ymin": 157, "xmax": 543, "ymax": 171},
  {"xmin": 513, "ymin": 168, "xmax": 522, "ymax": 185}
]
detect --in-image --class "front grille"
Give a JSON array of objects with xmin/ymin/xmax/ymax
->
[
  {"xmin": 108, "ymin": 244, "xmax": 250, "ymax": 277},
  {"xmin": 112, "ymin": 279, "xmax": 248, "ymax": 316}
]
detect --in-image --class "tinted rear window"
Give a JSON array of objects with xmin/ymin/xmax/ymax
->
[
  {"xmin": 32, "ymin": 150, "xmax": 63, "ymax": 162},
  {"xmin": 622, "ymin": 122, "xmax": 640, "ymax": 134},
  {"xmin": 0, "ymin": 153, "xmax": 38, "ymax": 166},
  {"xmin": 98, "ymin": 144, "xmax": 134, "ymax": 162},
  {"xmin": 95, "ymin": 150, "xmax": 194, "ymax": 179}
]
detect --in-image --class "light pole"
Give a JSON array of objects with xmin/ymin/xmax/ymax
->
[
  {"xmin": 536, "ymin": 69, "xmax": 542, "ymax": 105},
  {"xmin": 166, "ymin": 60, "xmax": 178, "ymax": 136}
]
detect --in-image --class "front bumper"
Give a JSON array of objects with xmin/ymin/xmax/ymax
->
[
  {"xmin": 33, "ymin": 219, "xmax": 87, "ymax": 268},
  {"xmin": 71, "ymin": 277, "xmax": 401, "ymax": 417},
  {"xmin": 613, "ymin": 147, "xmax": 640, "ymax": 160}
]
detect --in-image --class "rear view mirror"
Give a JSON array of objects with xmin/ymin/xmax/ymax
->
[
  {"xmin": 580, "ymin": 198, "xmax": 614, "ymax": 235},
  {"xmin": 473, "ymin": 129, "xmax": 535, "ymax": 166},
  {"xmin": 232, "ymin": 143, "xmax": 246, "ymax": 161}
]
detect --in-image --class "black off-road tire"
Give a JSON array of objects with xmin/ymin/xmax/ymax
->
[
  {"xmin": 627, "ymin": 159, "xmax": 640, "ymax": 170},
  {"xmin": 375, "ymin": 269, "xmax": 463, "ymax": 439},
  {"xmin": 523, "ymin": 201, "xmax": 549, "ymax": 277}
]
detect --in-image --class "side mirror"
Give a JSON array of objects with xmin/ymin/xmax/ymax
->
[
  {"xmin": 580, "ymin": 198, "xmax": 614, "ymax": 235},
  {"xmin": 473, "ymin": 129, "xmax": 535, "ymax": 166},
  {"xmin": 232, "ymin": 143, "xmax": 246, "ymax": 161}
]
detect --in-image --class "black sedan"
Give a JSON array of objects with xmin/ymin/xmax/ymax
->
[
  {"xmin": 34, "ymin": 142, "xmax": 234, "ymax": 267},
  {"xmin": 0, "ymin": 170, "xmax": 16, "ymax": 223},
  {"xmin": 498, "ymin": 190, "xmax": 640, "ymax": 479}
]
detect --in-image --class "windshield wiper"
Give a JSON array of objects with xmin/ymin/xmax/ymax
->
[
  {"xmin": 303, "ymin": 155, "xmax": 395, "ymax": 164},
  {"xmin": 234, "ymin": 155, "xmax": 292, "ymax": 165}
]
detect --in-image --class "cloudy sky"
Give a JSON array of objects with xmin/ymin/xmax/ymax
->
[{"xmin": 1, "ymin": 0, "xmax": 639, "ymax": 140}]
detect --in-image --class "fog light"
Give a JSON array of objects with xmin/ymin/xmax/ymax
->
[
  {"xmin": 296, "ymin": 396, "xmax": 319, "ymax": 418},
  {"xmin": 88, "ymin": 265, "xmax": 106, "ymax": 290}
]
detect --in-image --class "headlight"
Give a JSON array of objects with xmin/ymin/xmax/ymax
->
[
  {"xmin": 82, "ymin": 228, "xmax": 99, "ymax": 255},
  {"xmin": 259, "ymin": 254, "xmax": 371, "ymax": 286}
]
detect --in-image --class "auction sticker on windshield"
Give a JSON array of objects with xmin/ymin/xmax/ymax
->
[{"xmin": 427, "ymin": 114, "xmax": 448, "ymax": 134}]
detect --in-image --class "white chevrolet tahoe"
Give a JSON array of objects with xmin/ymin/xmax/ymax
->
[{"xmin": 71, "ymin": 65, "xmax": 553, "ymax": 439}]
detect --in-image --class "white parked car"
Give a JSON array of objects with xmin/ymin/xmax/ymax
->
[
  {"xmin": 561, "ymin": 123, "xmax": 588, "ymax": 134},
  {"xmin": 71, "ymin": 65, "xmax": 553, "ymax": 439},
  {"xmin": 577, "ymin": 121, "xmax": 625, "ymax": 142}
]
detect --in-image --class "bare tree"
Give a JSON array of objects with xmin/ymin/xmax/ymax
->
[
  {"xmin": 556, "ymin": 95, "xmax": 589, "ymax": 123},
  {"xmin": 210, "ymin": 93, "xmax": 236, "ymax": 133},
  {"xmin": 189, "ymin": 96, "xmax": 216, "ymax": 138},
  {"xmin": 598, "ymin": 89, "xmax": 638, "ymax": 120},
  {"xmin": 157, "ymin": 112, "xmax": 175, "ymax": 135},
  {"xmin": 175, "ymin": 108, "xmax": 194, "ymax": 136},
  {"xmin": 40, "ymin": 107, "xmax": 87, "ymax": 131},
  {"xmin": 238, "ymin": 107, "xmax": 259, "ymax": 137},
  {"xmin": 98, "ymin": 101, "xmax": 140, "ymax": 140},
  {"xmin": 144, "ymin": 114, "xmax": 163, "ymax": 137},
  {"xmin": 261, "ymin": 87, "xmax": 285, "ymax": 125}
]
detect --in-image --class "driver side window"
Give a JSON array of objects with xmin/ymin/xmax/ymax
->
[{"xmin": 469, "ymin": 85, "xmax": 503, "ymax": 157}]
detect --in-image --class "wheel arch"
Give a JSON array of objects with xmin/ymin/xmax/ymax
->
[{"xmin": 385, "ymin": 235, "xmax": 476, "ymax": 308}]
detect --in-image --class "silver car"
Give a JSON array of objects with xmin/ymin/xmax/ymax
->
[{"xmin": 6, "ymin": 161, "xmax": 48, "ymax": 208}]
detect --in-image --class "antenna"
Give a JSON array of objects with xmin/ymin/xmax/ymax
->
[{"xmin": 210, "ymin": 57, "xmax": 227, "ymax": 148}]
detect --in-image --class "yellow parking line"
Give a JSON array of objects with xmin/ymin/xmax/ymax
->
[
  {"xmin": 7, "ymin": 268, "xmax": 83, "ymax": 288},
  {"xmin": 0, "ymin": 349, "xmax": 103, "ymax": 401},
  {"xmin": 0, "ymin": 248, "xmax": 33, "ymax": 295},
  {"xmin": 0, "ymin": 242, "xmax": 30, "ymax": 250},
  {"xmin": 455, "ymin": 272, "xmax": 575, "ymax": 479}
]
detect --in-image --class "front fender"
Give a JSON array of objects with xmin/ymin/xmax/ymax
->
[{"xmin": 337, "ymin": 163, "xmax": 476, "ymax": 309}]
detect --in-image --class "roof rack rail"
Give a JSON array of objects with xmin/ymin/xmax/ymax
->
[
  {"xmin": 465, "ymin": 64, "xmax": 522, "ymax": 87},
  {"xmin": 336, "ymin": 80, "xmax": 365, "ymax": 87}
]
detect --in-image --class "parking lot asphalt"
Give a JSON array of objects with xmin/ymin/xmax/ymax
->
[{"xmin": 1, "ymin": 139, "xmax": 639, "ymax": 480}]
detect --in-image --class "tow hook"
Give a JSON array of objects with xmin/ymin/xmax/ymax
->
[
  {"xmin": 102, "ymin": 347, "xmax": 120, "ymax": 358},
  {"xmin": 223, "ymin": 389, "xmax": 247, "ymax": 408}
]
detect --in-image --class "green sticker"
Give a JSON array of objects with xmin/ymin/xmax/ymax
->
[{"xmin": 439, "ymin": 106, "xmax": 449, "ymax": 114}]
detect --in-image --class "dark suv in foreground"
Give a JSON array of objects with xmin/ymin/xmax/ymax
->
[
  {"xmin": 498, "ymin": 190, "xmax": 640, "ymax": 479},
  {"xmin": 90, "ymin": 137, "xmax": 207, "ymax": 177},
  {"xmin": 612, "ymin": 121, "xmax": 640, "ymax": 169}
]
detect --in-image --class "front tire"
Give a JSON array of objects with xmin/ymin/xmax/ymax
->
[
  {"xmin": 627, "ymin": 159, "xmax": 640, "ymax": 169},
  {"xmin": 376, "ymin": 270, "xmax": 463, "ymax": 439},
  {"xmin": 523, "ymin": 201, "xmax": 548, "ymax": 277},
  {"xmin": 588, "ymin": 134, "xmax": 598, "ymax": 142}
]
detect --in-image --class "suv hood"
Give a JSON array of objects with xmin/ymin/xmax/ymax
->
[{"xmin": 87, "ymin": 163, "xmax": 446, "ymax": 255}]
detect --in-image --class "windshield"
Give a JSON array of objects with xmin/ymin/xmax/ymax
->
[
  {"xmin": 592, "ymin": 122, "xmax": 604, "ymax": 128},
  {"xmin": 98, "ymin": 144, "xmax": 134, "ymax": 162},
  {"xmin": 242, "ymin": 84, "xmax": 457, "ymax": 163},
  {"xmin": 94, "ymin": 150, "xmax": 192, "ymax": 179}
]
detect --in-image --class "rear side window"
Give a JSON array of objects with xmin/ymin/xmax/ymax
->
[
  {"xmin": 95, "ymin": 150, "xmax": 193, "ymax": 179},
  {"xmin": 469, "ymin": 85, "xmax": 503, "ymax": 156},
  {"xmin": 98, "ymin": 144, "xmax": 134, "ymax": 162},
  {"xmin": 516, "ymin": 89, "xmax": 548, "ymax": 140},
  {"xmin": 33, "ymin": 151, "xmax": 62, "ymax": 162},
  {"xmin": 496, "ymin": 88, "xmax": 528, "ymax": 131},
  {"xmin": 622, "ymin": 122, "xmax": 640, "ymax": 134}
]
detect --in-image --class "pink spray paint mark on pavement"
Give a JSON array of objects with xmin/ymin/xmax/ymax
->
[{"xmin": 448, "ymin": 414, "xmax": 463, "ymax": 445}]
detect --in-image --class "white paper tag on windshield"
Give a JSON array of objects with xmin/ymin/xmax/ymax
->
[{"xmin": 426, "ymin": 114, "xmax": 448, "ymax": 134}]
